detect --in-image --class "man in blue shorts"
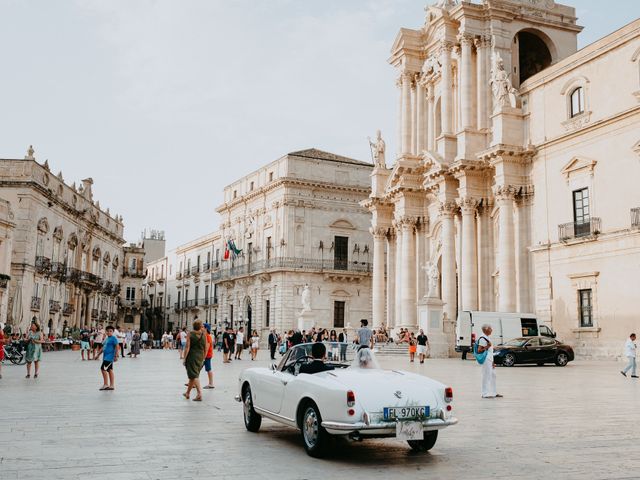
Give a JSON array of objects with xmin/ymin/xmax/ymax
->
[
  {"xmin": 80, "ymin": 328, "xmax": 92, "ymax": 361},
  {"xmin": 97, "ymin": 325, "xmax": 119, "ymax": 391}
]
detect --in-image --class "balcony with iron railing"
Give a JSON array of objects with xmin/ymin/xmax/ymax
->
[
  {"xmin": 174, "ymin": 302, "xmax": 181, "ymax": 312},
  {"xmin": 211, "ymin": 257, "xmax": 372, "ymax": 283},
  {"xmin": 122, "ymin": 299, "xmax": 139, "ymax": 308},
  {"xmin": 35, "ymin": 256, "xmax": 52, "ymax": 275},
  {"xmin": 202, "ymin": 262, "xmax": 211, "ymax": 272},
  {"xmin": 50, "ymin": 262, "xmax": 66, "ymax": 280},
  {"xmin": 31, "ymin": 296, "xmax": 41, "ymax": 311},
  {"xmin": 49, "ymin": 300, "xmax": 61, "ymax": 312},
  {"xmin": 176, "ymin": 271, "xmax": 183, "ymax": 280},
  {"xmin": 63, "ymin": 303, "xmax": 74, "ymax": 316},
  {"xmin": 559, "ymin": 218, "xmax": 601, "ymax": 242},
  {"xmin": 125, "ymin": 267, "xmax": 146, "ymax": 278},
  {"xmin": 201, "ymin": 297, "xmax": 209, "ymax": 306},
  {"xmin": 185, "ymin": 299, "xmax": 198, "ymax": 309},
  {"xmin": 192, "ymin": 266, "xmax": 200, "ymax": 275},
  {"xmin": 631, "ymin": 207, "xmax": 640, "ymax": 229},
  {"xmin": 184, "ymin": 268, "xmax": 192, "ymax": 278}
]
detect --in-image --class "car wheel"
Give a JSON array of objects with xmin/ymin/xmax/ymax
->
[
  {"xmin": 243, "ymin": 386, "xmax": 262, "ymax": 432},
  {"xmin": 408, "ymin": 430, "xmax": 438, "ymax": 452},
  {"xmin": 503, "ymin": 353, "xmax": 516, "ymax": 367},
  {"xmin": 555, "ymin": 352, "xmax": 569, "ymax": 367},
  {"xmin": 301, "ymin": 402, "xmax": 331, "ymax": 458}
]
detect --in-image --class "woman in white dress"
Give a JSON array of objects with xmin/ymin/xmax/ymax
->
[{"xmin": 250, "ymin": 330, "xmax": 260, "ymax": 361}]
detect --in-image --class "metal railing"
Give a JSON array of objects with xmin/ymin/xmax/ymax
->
[
  {"xmin": 203, "ymin": 262, "xmax": 211, "ymax": 272},
  {"xmin": 184, "ymin": 269, "xmax": 191, "ymax": 278},
  {"xmin": 31, "ymin": 296, "xmax": 41, "ymax": 311},
  {"xmin": 50, "ymin": 262, "xmax": 66, "ymax": 280},
  {"xmin": 49, "ymin": 300, "xmax": 61, "ymax": 312},
  {"xmin": 211, "ymin": 257, "xmax": 372, "ymax": 282},
  {"xmin": 35, "ymin": 256, "xmax": 51, "ymax": 274},
  {"xmin": 559, "ymin": 218, "xmax": 601, "ymax": 241},
  {"xmin": 192, "ymin": 266, "xmax": 200, "ymax": 275},
  {"xmin": 631, "ymin": 208, "xmax": 640, "ymax": 229},
  {"xmin": 63, "ymin": 303, "xmax": 74, "ymax": 316}
]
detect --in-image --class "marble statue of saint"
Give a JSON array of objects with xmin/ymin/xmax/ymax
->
[
  {"xmin": 490, "ymin": 52, "xmax": 518, "ymax": 111},
  {"xmin": 25, "ymin": 145, "xmax": 35, "ymax": 160},
  {"xmin": 423, "ymin": 261, "xmax": 440, "ymax": 298},
  {"xmin": 301, "ymin": 284, "xmax": 311, "ymax": 312},
  {"xmin": 368, "ymin": 130, "xmax": 386, "ymax": 169},
  {"xmin": 435, "ymin": 0, "xmax": 458, "ymax": 8}
]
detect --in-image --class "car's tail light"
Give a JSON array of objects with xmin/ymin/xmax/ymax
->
[
  {"xmin": 348, "ymin": 409, "xmax": 355, "ymax": 416},
  {"xmin": 445, "ymin": 387, "xmax": 453, "ymax": 403},
  {"xmin": 347, "ymin": 390, "xmax": 356, "ymax": 407}
]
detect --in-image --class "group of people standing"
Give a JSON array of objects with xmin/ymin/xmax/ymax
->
[{"xmin": 80, "ymin": 325, "xmax": 144, "ymax": 361}]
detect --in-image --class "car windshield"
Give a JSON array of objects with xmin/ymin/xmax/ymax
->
[
  {"xmin": 503, "ymin": 338, "xmax": 527, "ymax": 347},
  {"xmin": 277, "ymin": 342, "xmax": 362, "ymax": 372}
]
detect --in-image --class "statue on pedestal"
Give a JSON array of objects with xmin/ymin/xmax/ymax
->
[
  {"xmin": 490, "ymin": 52, "xmax": 518, "ymax": 111},
  {"xmin": 368, "ymin": 130, "xmax": 386, "ymax": 169},
  {"xmin": 423, "ymin": 261, "xmax": 440, "ymax": 298},
  {"xmin": 301, "ymin": 284, "xmax": 311, "ymax": 312}
]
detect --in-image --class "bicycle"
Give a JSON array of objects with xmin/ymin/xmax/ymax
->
[{"xmin": 2, "ymin": 342, "xmax": 26, "ymax": 365}]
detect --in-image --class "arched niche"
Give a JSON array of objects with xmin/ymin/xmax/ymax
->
[{"xmin": 513, "ymin": 28, "xmax": 556, "ymax": 86}]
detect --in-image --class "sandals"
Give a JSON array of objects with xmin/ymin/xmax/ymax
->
[
  {"xmin": 192, "ymin": 396, "xmax": 202, "ymax": 402},
  {"xmin": 99, "ymin": 386, "xmax": 109, "ymax": 391},
  {"xmin": 183, "ymin": 393, "xmax": 190, "ymax": 399},
  {"xmin": 25, "ymin": 374, "xmax": 30, "ymax": 378},
  {"xmin": 203, "ymin": 385, "xmax": 215, "ymax": 389}
]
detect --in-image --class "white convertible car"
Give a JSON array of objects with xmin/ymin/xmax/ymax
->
[{"xmin": 235, "ymin": 342, "xmax": 457, "ymax": 457}]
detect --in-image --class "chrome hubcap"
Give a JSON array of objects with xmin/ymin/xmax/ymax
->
[
  {"xmin": 558, "ymin": 354, "xmax": 567, "ymax": 365},
  {"xmin": 505, "ymin": 355, "xmax": 514, "ymax": 366},
  {"xmin": 243, "ymin": 393, "xmax": 252, "ymax": 423},
  {"xmin": 303, "ymin": 409, "xmax": 318, "ymax": 447}
]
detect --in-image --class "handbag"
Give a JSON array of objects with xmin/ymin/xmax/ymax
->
[{"xmin": 473, "ymin": 338, "xmax": 489, "ymax": 365}]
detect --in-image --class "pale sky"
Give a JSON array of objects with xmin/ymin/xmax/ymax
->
[{"xmin": 1, "ymin": 0, "xmax": 638, "ymax": 247}]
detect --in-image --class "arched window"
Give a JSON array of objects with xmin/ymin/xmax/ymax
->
[{"xmin": 570, "ymin": 87, "xmax": 584, "ymax": 118}]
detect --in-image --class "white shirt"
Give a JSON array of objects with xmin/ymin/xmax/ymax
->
[
  {"xmin": 114, "ymin": 329, "xmax": 124, "ymax": 344},
  {"xmin": 236, "ymin": 332, "xmax": 244, "ymax": 345},
  {"xmin": 478, "ymin": 334, "xmax": 494, "ymax": 359},
  {"xmin": 141, "ymin": 332, "xmax": 148, "ymax": 341},
  {"xmin": 179, "ymin": 331, "xmax": 187, "ymax": 343},
  {"xmin": 624, "ymin": 338, "xmax": 637, "ymax": 358}
]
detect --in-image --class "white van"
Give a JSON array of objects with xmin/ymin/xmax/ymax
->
[{"xmin": 455, "ymin": 311, "xmax": 556, "ymax": 354}]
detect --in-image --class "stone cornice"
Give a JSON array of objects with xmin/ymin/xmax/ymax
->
[
  {"xmin": 477, "ymin": 144, "xmax": 537, "ymax": 164},
  {"xmin": 216, "ymin": 176, "xmax": 371, "ymax": 214}
]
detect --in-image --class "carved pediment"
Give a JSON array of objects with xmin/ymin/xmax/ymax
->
[
  {"xmin": 330, "ymin": 219, "xmax": 355, "ymax": 230},
  {"xmin": 561, "ymin": 156, "xmax": 597, "ymax": 180}
]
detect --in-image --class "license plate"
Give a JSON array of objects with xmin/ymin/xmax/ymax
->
[
  {"xmin": 383, "ymin": 406, "xmax": 429, "ymax": 420},
  {"xmin": 396, "ymin": 421, "xmax": 424, "ymax": 441}
]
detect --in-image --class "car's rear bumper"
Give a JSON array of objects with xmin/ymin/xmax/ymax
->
[{"xmin": 321, "ymin": 416, "xmax": 458, "ymax": 436}]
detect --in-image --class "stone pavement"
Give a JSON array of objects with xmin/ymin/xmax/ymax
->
[{"xmin": 0, "ymin": 348, "xmax": 639, "ymax": 480}]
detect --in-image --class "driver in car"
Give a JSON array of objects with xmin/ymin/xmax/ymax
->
[{"xmin": 299, "ymin": 343, "xmax": 335, "ymax": 375}]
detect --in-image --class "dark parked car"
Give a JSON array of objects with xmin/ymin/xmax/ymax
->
[{"xmin": 493, "ymin": 337, "xmax": 574, "ymax": 367}]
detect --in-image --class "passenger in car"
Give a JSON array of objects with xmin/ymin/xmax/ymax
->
[{"xmin": 299, "ymin": 343, "xmax": 335, "ymax": 375}]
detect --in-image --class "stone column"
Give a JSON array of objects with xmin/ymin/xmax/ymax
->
[
  {"xmin": 411, "ymin": 76, "xmax": 418, "ymax": 154},
  {"xmin": 495, "ymin": 187, "xmax": 517, "ymax": 312},
  {"xmin": 401, "ymin": 72, "xmax": 413, "ymax": 154},
  {"xmin": 459, "ymin": 197, "xmax": 478, "ymax": 311},
  {"xmin": 459, "ymin": 33, "xmax": 475, "ymax": 130},
  {"xmin": 371, "ymin": 227, "xmax": 387, "ymax": 329},
  {"xmin": 426, "ymin": 84, "xmax": 434, "ymax": 150},
  {"xmin": 396, "ymin": 76, "xmax": 403, "ymax": 157},
  {"xmin": 386, "ymin": 230, "xmax": 396, "ymax": 328},
  {"xmin": 399, "ymin": 216, "xmax": 417, "ymax": 327},
  {"xmin": 394, "ymin": 224, "xmax": 403, "ymax": 328},
  {"xmin": 476, "ymin": 203, "xmax": 494, "ymax": 311},
  {"xmin": 475, "ymin": 36, "xmax": 490, "ymax": 129},
  {"xmin": 515, "ymin": 190, "xmax": 534, "ymax": 312},
  {"xmin": 416, "ymin": 80, "xmax": 426, "ymax": 153},
  {"xmin": 440, "ymin": 202, "xmax": 458, "ymax": 322},
  {"xmin": 440, "ymin": 43, "xmax": 453, "ymax": 135}
]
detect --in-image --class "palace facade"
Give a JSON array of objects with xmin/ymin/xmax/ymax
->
[{"xmin": 365, "ymin": 0, "xmax": 640, "ymax": 357}]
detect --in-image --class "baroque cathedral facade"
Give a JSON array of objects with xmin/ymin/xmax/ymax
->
[{"xmin": 365, "ymin": 0, "xmax": 640, "ymax": 358}]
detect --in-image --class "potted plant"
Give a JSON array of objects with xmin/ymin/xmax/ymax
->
[{"xmin": 70, "ymin": 328, "xmax": 81, "ymax": 351}]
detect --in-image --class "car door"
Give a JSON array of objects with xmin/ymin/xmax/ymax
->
[
  {"xmin": 521, "ymin": 338, "xmax": 541, "ymax": 363},
  {"xmin": 538, "ymin": 337, "xmax": 558, "ymax": 362}
]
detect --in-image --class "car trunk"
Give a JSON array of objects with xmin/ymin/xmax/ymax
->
[{"xmin": 329, "ymin": 369, "xmax": 442, "ymax": 413}]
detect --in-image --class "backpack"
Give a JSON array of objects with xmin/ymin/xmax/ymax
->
[{"xmin": 473, "ymin": 336, "xmax": 489, "ymax": 365}]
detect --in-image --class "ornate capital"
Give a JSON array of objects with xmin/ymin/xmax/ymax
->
[
  {"xmin": 439, "ymin": 40, "xmax": 454, "ymax": 56},
  {"xmin": 438, "ymin": 201, "xmax": 459, "ymax": 218},
  {"xmin": 457, "ymin": 197, "xmax": 478, "ymax": 214},
  {"xmin": 515, "ymin": 185, "xmax": 535, "ymax": 206},
  {"xmin": 370, "ymin": 226, "xmax": 388, "ymax": 239},
  {"xmin": 397, "ymin": 216, "xmax": 418, "ymax": 231},
  {"xmin": 493, "ymin": 185, "xmax": 517, "ymax": 202},
  {"xmin": 474, "ymin": 35, "xmax": 491, "ymax": 49},
  {"xmin": 457, "ymin": 33, "xmax": 474, "ymax": 47}
]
